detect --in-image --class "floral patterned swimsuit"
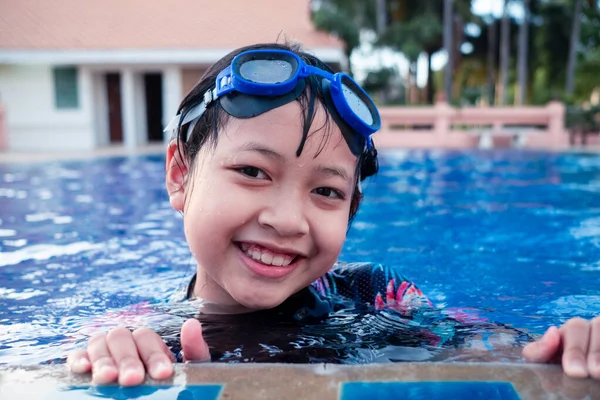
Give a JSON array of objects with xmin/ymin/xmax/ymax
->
[
  {"xmin": 181, "ymin": 262, "xmax": 433, "ymax": 320},
  {"xmin": 173, "ymin": 262, "xmax": 533, "ymax": 363}
]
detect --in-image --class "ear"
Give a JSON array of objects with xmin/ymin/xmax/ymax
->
[{"xmin": 166, "ymin": 141, "xmax": 189, "ymax": 211}]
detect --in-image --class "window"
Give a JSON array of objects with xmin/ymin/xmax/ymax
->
[{"xmin": 53, "ymin": 66, "xmax": 79, "ymax": 109}]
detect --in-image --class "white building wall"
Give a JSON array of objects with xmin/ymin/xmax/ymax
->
[
  {"xmin": 91, "ymin": 72, "xmax": 109, "ymax": 148},
  {"xmin": 162, "ymin": 66, "xmax": 183, "ymax": 143},
  {"xmin": 133, "ymin": 72, "xmax": 148, "ymax": 147},
  {"xmin": 0, "ymin": 64, "xmax": 95, "ymax": 151},
  {"xmin": 120, "ymin": 69, "xmax": 148, "ymax": 148}
]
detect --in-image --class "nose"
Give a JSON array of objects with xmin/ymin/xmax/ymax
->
[{"xmin": 257, "ymin": 190, "xmax": 309, "ymax": 238}]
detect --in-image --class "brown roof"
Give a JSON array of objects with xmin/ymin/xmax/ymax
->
[{"xmin": 0, "ymin": 0, "xmax": 341, "ymax": 50}]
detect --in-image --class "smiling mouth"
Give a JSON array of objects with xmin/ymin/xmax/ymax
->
[{"xmin": 236, "ymin": 242, "xmax": 300, "ymax": 267}]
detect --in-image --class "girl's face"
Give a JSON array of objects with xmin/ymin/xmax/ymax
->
[{"xmin": 166, "ymin": 101, "xmax": 358, "ymax": 311}]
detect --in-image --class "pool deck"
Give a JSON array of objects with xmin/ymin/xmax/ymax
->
[{"xmin": 1, "ymin": 362, "xmax": 599, "ymax": 399}]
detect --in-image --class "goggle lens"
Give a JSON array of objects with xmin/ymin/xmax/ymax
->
[
  {"xmin": 239, "ymin": 59, "xmax": 295, "ymax": 84},
  {"xmin": 341, "ymin": 82, "xmax": 374, "ymax": 126}
]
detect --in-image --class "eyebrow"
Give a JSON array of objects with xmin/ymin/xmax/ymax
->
[
  {"xmin": 316, "ymin": 165, "xmax": 352, "ymax": 184},
  {"xmin": 235, "ymin": 142, "xmax": 284, "ymax": 161},
  {"xmin": 235, "ymin": 141, "xmax": 353, "ymax": 183}
]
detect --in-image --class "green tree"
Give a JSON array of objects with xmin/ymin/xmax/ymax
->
[
  {"xmin": 573, "ymin": 0, "xmax": 600, "ymax": 99},
  {"xmin": 311, "ymin": 0, "xmax": 376, "ymax": 77},
  {"xmin": 531, "ymin": 0, "xmax": 599, "ymax": 103},
  {"xmin": 377, "ymin": 0, "xmax": 473, "ymax": 103},
  {"xmin": 313, "ymin": 0, "xmax": 474, "ymax": 104}
]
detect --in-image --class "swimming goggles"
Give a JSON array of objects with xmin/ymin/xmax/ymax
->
[{"xmin": 164, "ymin": 49, "xmax": 381, "ymax": 151}]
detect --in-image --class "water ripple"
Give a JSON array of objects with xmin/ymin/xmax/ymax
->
[{"xmin": 0, "ymin": 242, "xmax": 103, "ymax": 267}]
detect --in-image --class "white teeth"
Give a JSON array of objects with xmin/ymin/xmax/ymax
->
[
  {"xmin": 272, "ymin": 255, "xmax": 284, "ymax": 266},
  {"xmin": 238, "ymin": 243, "xmax": 295, "ymax": 267},
  {"xmin": 261, "ymin": 253, "xmax": 273, "ymax": 264}
]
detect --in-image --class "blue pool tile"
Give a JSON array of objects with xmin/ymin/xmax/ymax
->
[
  {"xmin": 49, "ymin": 384, "xmax": 223, "ymax": 399},
  {"xmin": 340, "ymin": 381, "xmax": 520, "ymax": 400}
]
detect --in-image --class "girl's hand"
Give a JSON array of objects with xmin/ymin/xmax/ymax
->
[
  {"xmin": 522, "ymin": 317, "xmax": 600, "ymax": 379},
  {"xmin": 66, "ymin": 319, "xmax": 210, "ymax": 386}
]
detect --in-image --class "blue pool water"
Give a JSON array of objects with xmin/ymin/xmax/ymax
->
[{"xmin": 1, "ymin": 150, "xmax": 599, "ymax": 365}]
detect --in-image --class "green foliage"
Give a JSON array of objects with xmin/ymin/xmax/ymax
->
[
  {"xmin": 311, "ymin": 0, "xmax": 600, "ymax": 106},
  {"xmin": 312, "ymin": 9, "xmax": 359, "ymax": 53},
  {"xmin": 573, "ymin": 5, "xmax": 600, "ymax": 98},
  {"xmin": 565, "ymin": 104, "xmax": 600, "ymax": 130},
  {"xmin": 528, "ymin": 0, "xmax": 600, "ymax": 103},
  {"xmin": 378, "ymin": 0, "xmax": 472, "ymax": 60},
  {"xmin": 311, "ymin": 0, "xmax": 377, "ymax": 76},
  {"xmin": 378, "ymin": 13, "xmax": 442, "ymax": 62},
  {"xmin": 362, "ymin": 67, "xmax": 398, "ymax": 92},
  {"xmin": 311, "ymin": 0, "xmax": 376, "ymax": 54}
]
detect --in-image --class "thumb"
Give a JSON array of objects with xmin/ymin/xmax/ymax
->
[
  {"xmin": 180, "ymin": 318, "xmax": 211, "ymax": 362},
  {"xmin": 522, "ymin": 326, "xmax": 561, "ymax": 363}
]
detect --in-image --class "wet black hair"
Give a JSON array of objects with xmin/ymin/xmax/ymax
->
[{"xmin": 172, "ymin": 42, "xmax": 378, "ymax": 221}]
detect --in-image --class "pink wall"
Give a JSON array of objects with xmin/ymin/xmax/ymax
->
[{"xmin": 374, "ymin": 101, "xmax": 571, "ymax": 150}]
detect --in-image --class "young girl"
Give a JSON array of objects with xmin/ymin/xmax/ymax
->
[{"xmin": 67, "ymin": 42, "xmax": 600, "ymax": 386}]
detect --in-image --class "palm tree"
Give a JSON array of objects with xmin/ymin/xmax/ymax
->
[
  {"xmin": 487, "ymin": 18, "xmax": 497, "ymax": 105},
  {"xmin": 565, "ymin": 0, "xmax": 583, "ymax": 96},
  {"xmin": 443, "ymin": 0, "xmax": 454, "ymax": 102},
  {"xmin": 313, "ymin": 0, "xmax": 475, "ymax": 103},
  {"xmin": 498, "ymin": 0, "xmax": 510, "ymax": 105},
  {"xmin": 517, "ymin": 0, "xmax": 531, "ymax": 105}
]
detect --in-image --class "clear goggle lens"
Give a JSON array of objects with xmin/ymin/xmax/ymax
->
[
  {"xmin": 239, "ymin": 59, "xmax": 295, "ymax": 84},
  {"xmin": 341, "ymin": 83, "xmax": 374, "ymax": 126}
]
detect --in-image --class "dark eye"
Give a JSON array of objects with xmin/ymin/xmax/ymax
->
[
  {"xmin": 314, "ymin": 187, "xmax": 344, "ymax": 199},
  {"xmin": 237, "ymin": 166, "xmax": 267, "ymax": 179}
]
